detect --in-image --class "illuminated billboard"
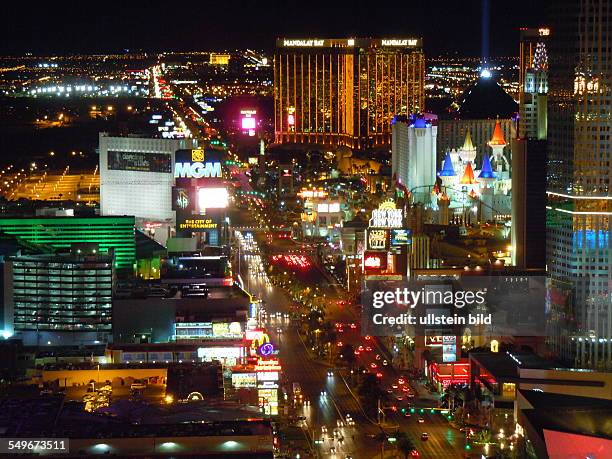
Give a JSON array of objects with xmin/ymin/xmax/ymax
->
[
  {"xmin": 367, "ymin": 229, "xmax": 389, "ymax": 250},
  {"xmin": 257, "ymin": 371, "xmax": 279, "ymax": 382},
  {"xmin": 363, "ymin": 251, "xmax": 388, "ymax": 274},
  {"xmin": 197, "ymin": 346, "xmax": 243, "ymax": 366},
  {"xmin": 390, "ymin": 229, "xmax": 412, "ymax": 246},
  {"xmin": 176, "ymin": 217, "xmax": 218, "ymax": 231},
  {"xmin": 172, "ymin": 187, "xmax": 194, "ymax": 211},
  {"xmin": 175, "ymin": 161, "xmax": 222, "ymax": 179},
  {"xmin": 174, "ymin": 149, "xmax": 223, "ymax": 179},
  {"xmin": 108, "ymin": 151, "xmax": 172, "ymax": 173},
  {"xmin": 241, "ymin": 117, "xmax": 256, "ymax": 130},
  {"xmin": 175, "ymin": 321, "xmax": 242, "ymax": 339},
  {"xmin": 232, "ymin": 372, "xmax": 257, "ymax": 388},
  {"xmin": 240, "ymin": 109, "xmax": 257, "ymax": 134},
  {"xmin": 198, "ymin": 187, "xmax": 229, "ymax": 210}
]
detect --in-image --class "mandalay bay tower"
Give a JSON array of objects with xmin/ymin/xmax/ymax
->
[{"xmin": 274, "ymin": 38, "xmax": 425, "ymax": 150}]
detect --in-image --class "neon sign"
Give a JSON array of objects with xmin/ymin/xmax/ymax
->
[
  {"xmin": 364, "ymin": 256, "xmax": 381, "ymax": 268},
  {"xmin": 370, "ymin": 207, "xmax": 403, "ymax": 228},
  {"xmin": 367, "ymin": 229, "xmax": 388, "ymax": 250},
  {"xmin": 283, "ymin": 39, "xmax": 325, "ymax": 47},
  {"xmin": 255, "ymin": 358, "xmax": 282, "ymax": 371},
  {"xmin": 363, "ymin": 257, "xmax": 380, "ymax": 269},
  {"xmin": 259, "ymin": 343, "xmax": 275, "ymax": 357},
  {"xmin": 381, "ymin": 39, "xmax": 418, "ymax": 46},
  {"xmin": 174, "ymin": 161, "xmax": 222, "ymax": 178}
]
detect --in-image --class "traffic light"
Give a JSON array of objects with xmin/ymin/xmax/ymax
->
[
  {"xmin": 465, "ymin": 444, "xmax": 471, "ymax": 451},
  {"xmin": 401, "ymin": 408, "xmax": 406, "ymax": 413},
  {"xmin": 430, "ymin": 409, "xmax": 435, "ymax": 414},
  {"xmin": 410, "ymin": 408, "xmax": 416, "ymax": 413},
  {"xmin": 419, "ymin": 409, "xmax": 424, "ymax": 413}
]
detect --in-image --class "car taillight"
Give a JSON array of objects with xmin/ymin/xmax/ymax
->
[{"xmin": 223, "ymin": 277, "xmax": 233, "ymax": 286}]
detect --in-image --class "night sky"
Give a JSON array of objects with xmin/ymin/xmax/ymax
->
[{"xmin": 1, "ymin": 0, "xmax": 546, "ymax": 56}]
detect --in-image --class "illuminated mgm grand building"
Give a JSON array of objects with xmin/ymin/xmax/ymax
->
[{"xmin": 274, "ymin": 38, "xmax": 425, "ymax": 149}]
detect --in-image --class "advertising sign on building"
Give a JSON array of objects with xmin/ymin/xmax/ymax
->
[
  {"xmin": 367, "ymin": 229, "xmax": 389, "ymax": 250},
  {"xmin": 369, "ymin": 200, "xmax": 403, "ymax": 228},
  {"xmin": 176, "ymin": 217, "xmax": 218, "ymax": 232},
  {"xmin": 173, "ymin": 187, "xmax": 194, "ymax": 211},
  {"xmin": 363, "ymin": 251, "xmax": 388, "ymax": 274},
  {"xmin": 232, "ymin": 372, "xmax": 257, "ymax": 388},
  {"xmin": 108, "ymin": 151, "xmax": 172, "ymax": 173},
  {"xmin": 390, "ymin": 229, "xmax": 412, "ymax": 246},
  {"xmin": 425, "ymin": 335, "xmax": 444, "ymax": 346},
  {"xmin": 174, "ymin": 149, "xmax": 223, "ymax": 180}
]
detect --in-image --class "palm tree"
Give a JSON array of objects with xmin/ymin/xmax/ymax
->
[{"xmin": 397, "ymin": 436, "xmax": 417, "ymax": 458}]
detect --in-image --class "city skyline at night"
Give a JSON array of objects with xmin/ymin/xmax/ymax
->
[{"xmin": 0, "ymin": 2, "xmax": 610, "ymax": 459}]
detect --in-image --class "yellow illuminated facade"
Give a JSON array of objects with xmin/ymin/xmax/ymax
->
[
  {"xmin": 274, "ymin": 38, "xmax": 425, "ymax": 149},
  {"xmin": 209, "ymin": 53, "xmax": 230, "ymax": 65}
]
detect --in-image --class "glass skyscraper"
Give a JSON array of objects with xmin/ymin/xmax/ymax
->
[
  {"xmin": 546, "ymin": 0, "xmax": 612, "ymax": 367},
  {"xmin": 274, "ymin": 38, "xmax": 425, "ymax": 149}
]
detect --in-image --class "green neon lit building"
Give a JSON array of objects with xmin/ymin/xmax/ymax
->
[{"xmin": 0, "ymin": 217, "xmax": 136, "ymax": 271}]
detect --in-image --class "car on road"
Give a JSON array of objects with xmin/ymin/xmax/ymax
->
[
  {"xmin": 358, "ymin": 345, "xmax": 364, "ymax": 352},
  {"xmin": 382, "ymin": 359, "xmax": 388, "ymax": 366},
  {"xmin": 349, "ymin": 323, "xmax": 357, "ymax": 329},
  {"xmin": 327, "ymin": 370, "xmax": 334, "ymax": 377},
  {"xmin": 276, "ymin": 327, "xmax": 282, "ymax": 333},
  {"xmin": 365, "ymin": 346, "xmax": 372, "ymax": 352},
  {"xmin": 370, "ymin": 363, "xmax": 377, "ymax": 369},
  {"xmin": 398, "ymin": 378, "xmax": 406, "ymax": 385},
  {"xmin": 420, "ymin": 432, "xmax": 429, "ymax": 441},
  {"xmin": 130, "ymin": 381, "xmax": 147, "ymax": 391},
  {"xmin": 418, "ymin": 417, "xmax": 425, "ymax": 423}
]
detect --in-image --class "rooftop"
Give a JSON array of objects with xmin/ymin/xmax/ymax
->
[
  {"xmin": 519, "ymin": 389, "xmax": 612, "ymax": 440},
  {"xmin": 470, "ymin": 351, "xmax": 554, "ymax": 380}
]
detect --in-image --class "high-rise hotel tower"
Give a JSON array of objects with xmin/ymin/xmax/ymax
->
[
  {"xmin": 546, "ymin": 0, "xmax": 612, "ymax": 367},
  {"xmin": 274, "ymin": 38, "xmax": 425, "ymax": 149}
]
